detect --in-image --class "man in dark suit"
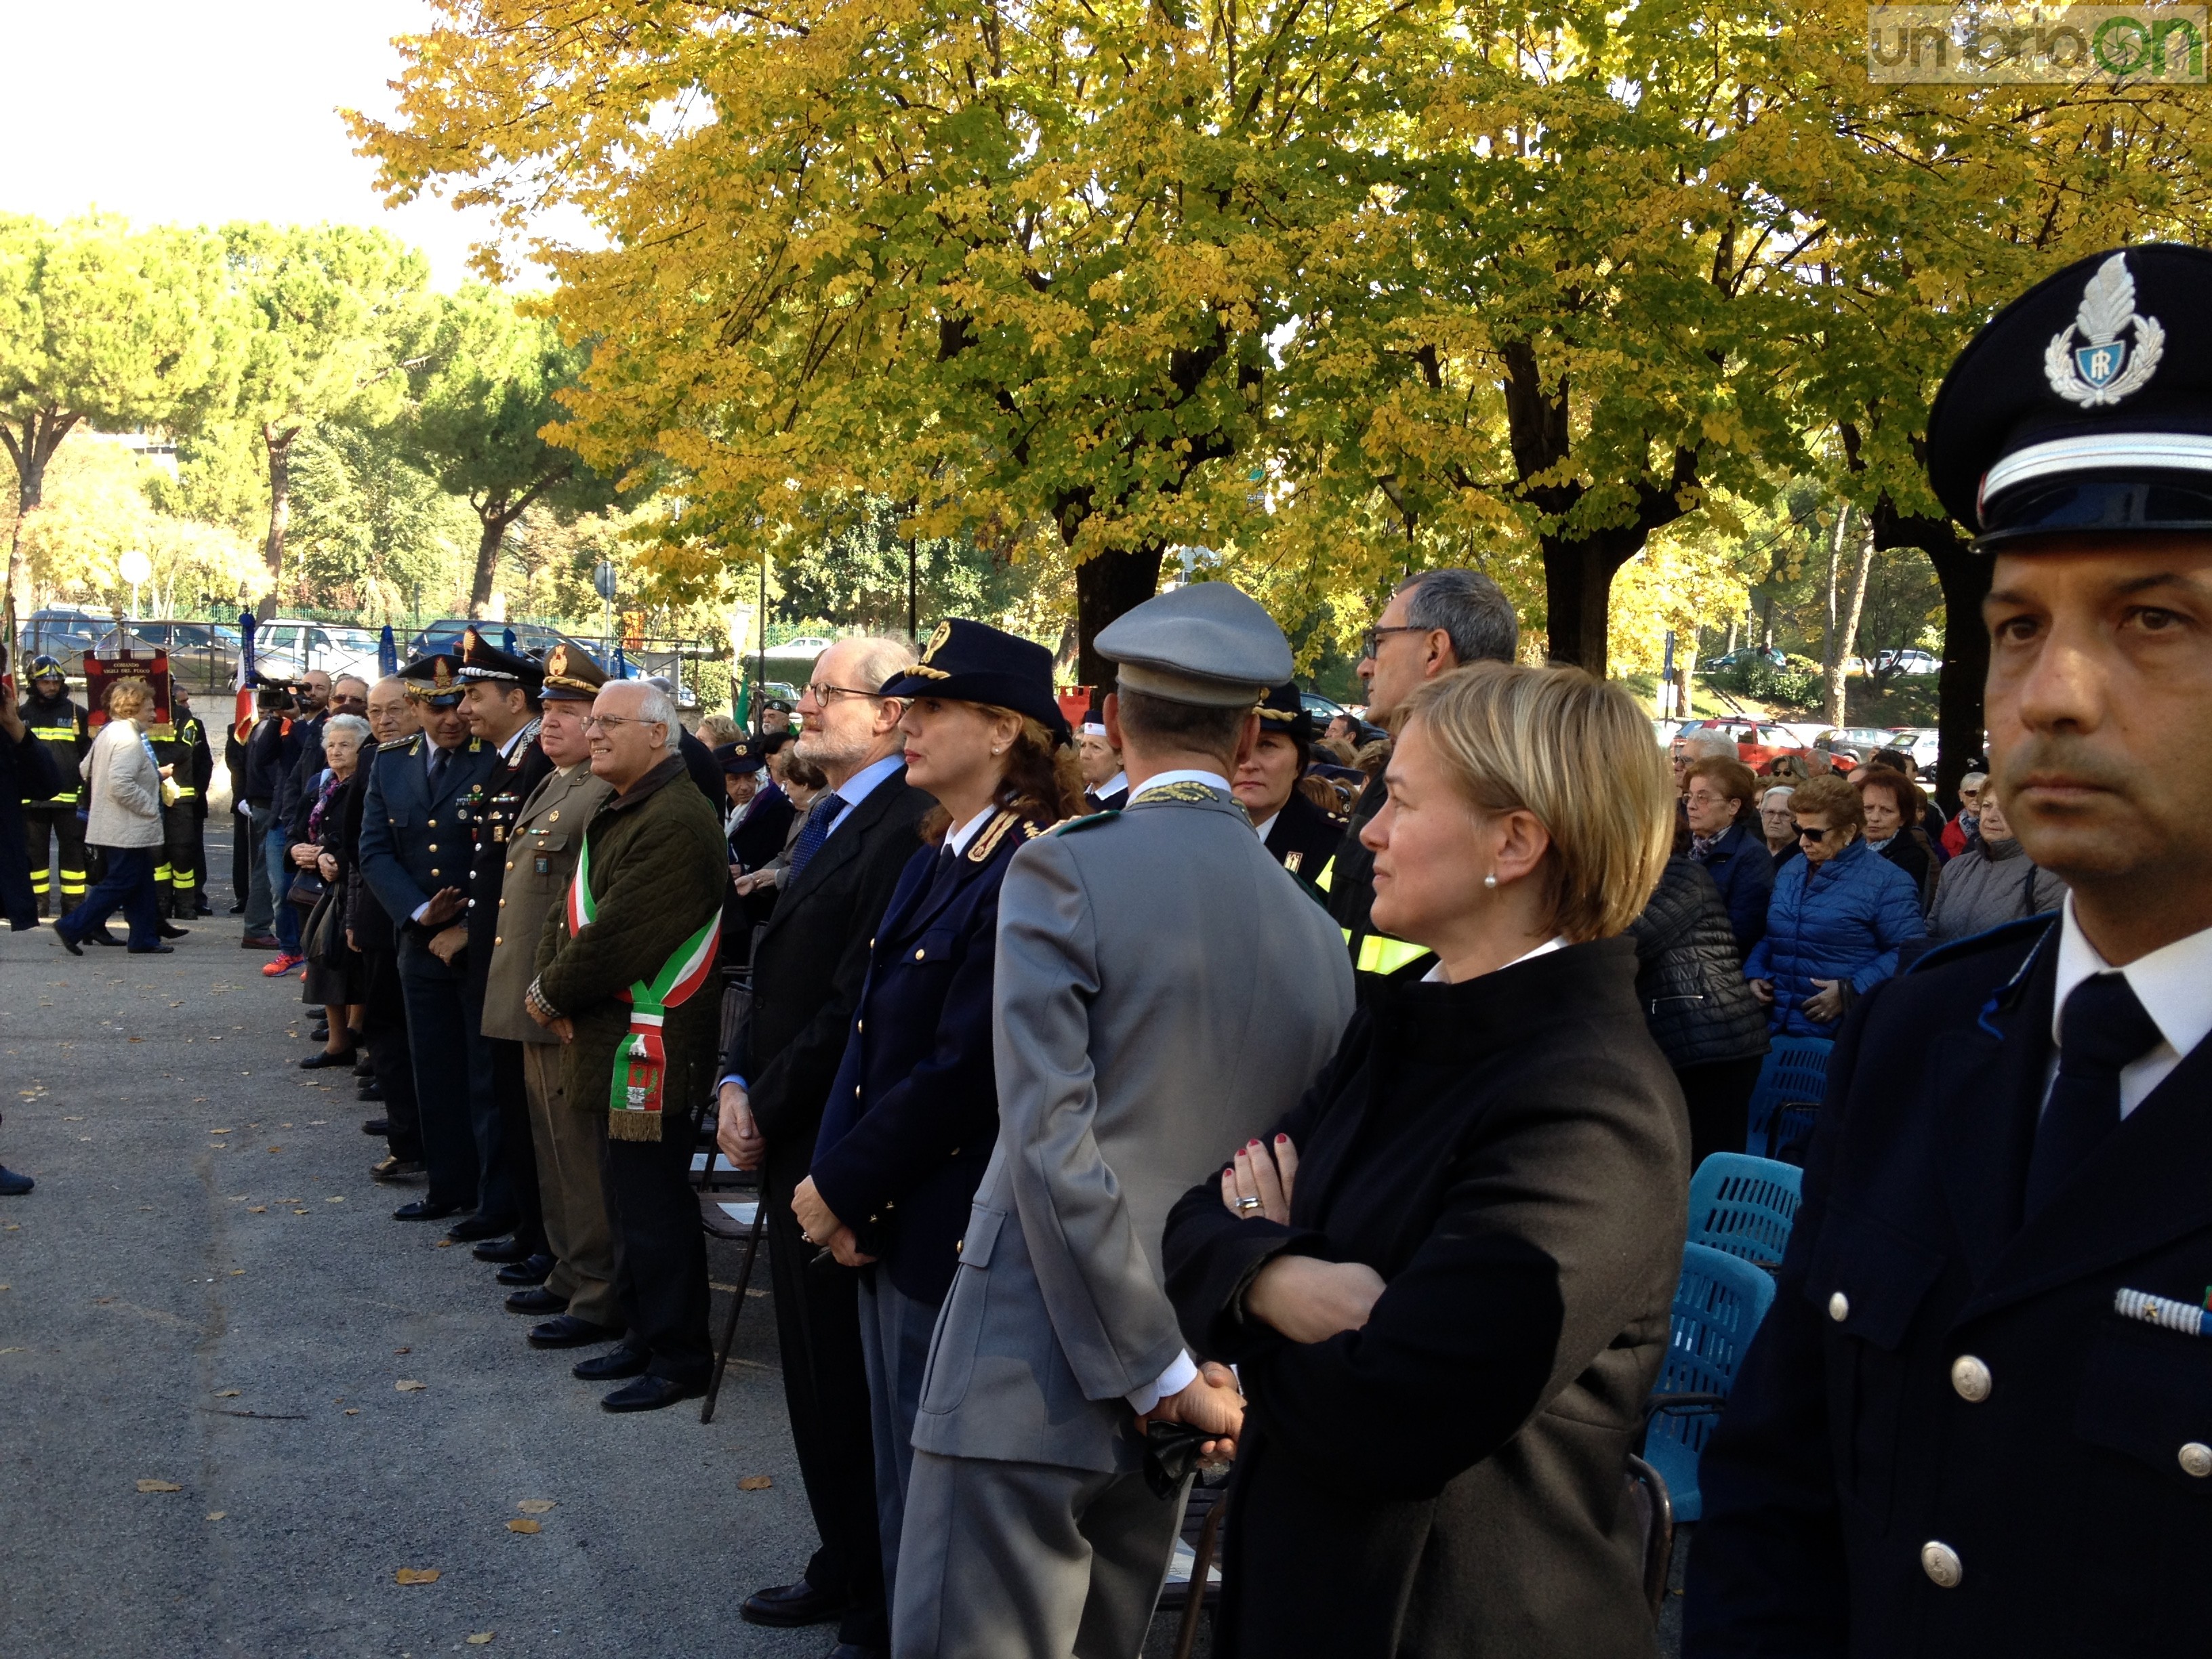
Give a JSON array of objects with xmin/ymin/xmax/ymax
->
[
  {"xmin": 1322, "ymin": 568, "xmax": 1518, "ymax": 987},
  {"xmin": 718, "ymin": 737, "xmax": 797, "ymax": 976},
  {"xmin": 1687, "ymin": 244, "xmax": 2212, "ymax": 1658},
  {"xmin": 357, "ymin": 653, "xmax": 501, "ymax": 1231},
  {"xmin": 356, "ymin": 676, "xmax": 426, "ymax": 1183},
  {"xmin": 717, "ymin": 634, "xmax": 931, "ymax": 1659}
]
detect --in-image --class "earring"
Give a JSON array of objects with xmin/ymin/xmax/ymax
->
[{"xmin": 1483, "ymin": 873, "xmax": 1498, "ymax": 890}]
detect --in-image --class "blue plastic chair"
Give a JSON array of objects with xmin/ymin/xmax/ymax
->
[
  {"xmin": 1745, "ymin": 1036, "xmax": 1835, "ymax": 1159},
  {"xmin": 1643, "ymin": 1242, "xmax": 1778, "ymax": 1523},
  {"xmin": 1687, "ymin": 1153, "xmax": 1804, "ymax": 1272}
]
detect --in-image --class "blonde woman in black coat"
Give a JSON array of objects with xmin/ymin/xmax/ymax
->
[{"xmin": 1164, "ymin": 661, "xmax": 1685, "ymax": 1659}]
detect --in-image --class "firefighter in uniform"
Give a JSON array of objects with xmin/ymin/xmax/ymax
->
[
  {"xmin": 18, "ymin": 657, "xmax": 89, "ymax": 918},
  {"xmin": 152, "ymin": 682, "xmax": 215, "ymax": 919},
  {"xmin": 1686, "ymin": 243, "xmax": 2212, "ymax": 1658}
]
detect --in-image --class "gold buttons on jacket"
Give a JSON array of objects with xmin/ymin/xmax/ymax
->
[
  {"xmin": 855, "ymin": 1019, "xmax": 863, "ymax": 1032},
  {"xmin": 495, "ymin": 937, "xmax": 502, "ymax": 946},
  {"xmin": 430, "ymin": 869, "xmax": 440, "ymax": 878},
  {"xmin": 1828, "ymin": 1291, "xmax": 1850, "ymax": 1322},
  {"xmin": 427, "ymin": 843, "xmax": 438, "ymax": 852},
  {"xmin": 498, "ymin": 898, "xmax": 506, "ymax": 907},
  {"xmin": 506, "ymin": 860, "xmax": 514, "ymax": 871},
  {"xmin": 2181, "ymin": 1443, "xmax": 2212, "ymax": 1479},
  {"xmin": 1949, "ymin": 1355, "xmax": 1992, "ymax": 1402},
  {"xmin": 914, "ymin": 948, "xmax": 925, "ymax": 960},
  {"xmin": 1919, "ymin": 1542, "xmax": 1963, "ymax": 1589},
  {"xmin": 428, "ymin": 817, "xmax": 438, "ymax": 827}
]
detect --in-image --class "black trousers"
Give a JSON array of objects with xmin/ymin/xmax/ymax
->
[
  {"xmin": 361, "ymin": 946, "xmax": 423, "ymax": 1163},
  {"xmin": 1677, "ymin": 1054, "xmax": 1766, "ymax": 1171},
  {"xmin": 396, "ymin": 934, "xmax": 489, "ymax": 1213},
  {"xmin": 489, "ymin": 1036, "xmax": 547, "ymax": 1255},
  {"xmin": 765, "ymin": 1170, "xmax": 888, "ymax": 1648},
  {"xmin": 598, "ymin": 1102, "xmax": 710, "ymax": 1382},
  {"xmin": 23, "ymin": 805, "xmax": 88, "ymax": 914}
]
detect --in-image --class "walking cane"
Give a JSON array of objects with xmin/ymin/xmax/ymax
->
[{"xmin": 700, "ymin": 1194, "xmax": 767, "ymax": 1425}]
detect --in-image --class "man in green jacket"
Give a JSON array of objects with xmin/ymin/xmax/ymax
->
[{"xmin": 528, "ymin": 678, "xmax": 726, "ymax": 1412}]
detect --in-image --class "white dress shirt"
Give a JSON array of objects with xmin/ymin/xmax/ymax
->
[
  {"xmin": 943, "ymin": 806, "xmax": 995, "ymax": 859},
  {"xmin": 1422, "ymin": 935, "xmax": 1568, "ymax": 983},
  {"xmin": 2046, "ymin": 896, "xmax": 2212, "ymax": 1118}
]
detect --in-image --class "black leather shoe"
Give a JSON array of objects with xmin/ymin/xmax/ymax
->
[
  {"xmin": 0, "ymin": 1165, "xmax": 34, "ymax": 1197},
  {"xmin": 529, "ymin": 1315, "xmax": 625, "ymax": 1349},
  {"xmin": 496, "ymin": 1254, "xmax": 556, "ymax": 1287},
  {"xmin": 52, "ymin": 922, "xmax": 81, "ymax": 956},
  {"xmin": 354, "ymin": 1056, "xmax": 376, "ymax": 1077},
  {"xmin": 370, "ymin": 1156, "xmax": 425, "ymax": 1184},
  {"xmin": 226, "ymin": 901, "xmax": 245, "ymax": 915},
  {"xmin": 506, "ymin": 1285, "xmax": 566, "ymax": 1315},
  {"xmin": 127, "ymin": 943, "xmax": 176, "ymax": 954},
  {"xmin": 446, "ymin": 1214, "xmax": 518, "ymax": 1244},
  {"xmin": 299, "ymin": 1049, "xmax": 357, "ymax": 1069},
  {"xmin": 741, "ymin": 1580, "xmax": 851, "ymax": 1629},
  {"xmin": 157, "ymin": 920, "xmax": 189, "ymax": 939},
  {"xmin": 600, "ymin": 1374, "xmax": 706, "ymax": 1414},
  {"xmin": 358, "ymin": 1081, "xmax": 386, "ymax": 1102},
  {"xmin": 361, "ymin": 1117, "xmax": 392, "ymax": 1137},
  {"xmin": 825, "ymin": 1647, "xmax": 889, "ymax": 1659},
  {"xmin": 572, "ymin": 1345, "xmax": 649, "ymax": 1382},
  {"xmin": 392, "ymin": 1200, "xmax": 460, "ymax": 1222},
  {"xmin": 89, "ymin": 928, "xmax": 123, "ymax": 947},
  {"xmin": 473, "ymin": 1236, "xmax": 531, "ymax": 1263}
]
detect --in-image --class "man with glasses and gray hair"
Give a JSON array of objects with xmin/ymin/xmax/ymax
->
[
  {"xmin": 716, "ymin": 634, "xmax": 930, "ymax": 1655},
  {"xmin": 1323, "ymin": 567, "xmax": 1519, "ymax": 986}
]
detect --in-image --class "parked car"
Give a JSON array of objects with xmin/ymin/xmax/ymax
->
[
  {"xmin": 1872, "ymin": 648, "xmax": 1941, "ymax": 678},
  {"xmin": 16, "ymin": 605, "xmax": 114, "ymax": 671},
  {"xmin": 248, "ymin": 619, "xmax": 385, "ymax": 686},
  {"xmin": 1701, "ymin": 647, "xmax": 1788, "ymax": 676},
  {"xmin": 1300, "ymin": 690, "xmax": 1349, "ymax": 724},
  {"xmin": 1888, "ymin": 726, "xmax": 1942, "ymax": 770},
  {"xmin": 1677, "ymin": 718, "xmax": 1805, "ymax": 771},
  {"xmin": 123, "ymin": 620, "xmax": 244, "ymax": 693}
]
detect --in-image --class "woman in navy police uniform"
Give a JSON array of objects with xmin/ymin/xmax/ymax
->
[{"xmin": 792, "ymin": 618, "xmax": 1087, "ymax": 1612}]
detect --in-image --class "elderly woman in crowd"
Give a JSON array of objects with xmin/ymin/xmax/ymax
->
[
  {"xmin": 1925, "ymin": 783, "xmax": 2066, "ymax": 941},
  {"xmin": 1629, "ymin": 851, "xmax": 1769, "ymax": 1169},
  {"xmin": 1940, "ymin": 768, "xmax": 1987, "ymax": 857},
  {"xmin": 1163, "ymin": 661, "xmax": 1685, "ymax": 1658},
  {"xmin": 794, "ymin": 620, "xmax": 1086, "ymax": 1616},
  {"xmin": 1681, "ymin": 754, "xmax": 1773, "ymax": 956},
  {"xmin": 56, "ymin": 679, "xmax": 175, "ymax": 954},
  {"xmin": 1757, "ymin": 783, "xmax": 1799, "ymax": 871},
  {"xmin": 292, "ymin": 712, "xmax": 372, "ymax": 1067},
  {"xmin": 1744, "ymin": 773, "xmax": 1924, "ymax": 1037},
  {"xmin": 1853, "ymin": 764, "xmax": 1938, "ymax": 905}
]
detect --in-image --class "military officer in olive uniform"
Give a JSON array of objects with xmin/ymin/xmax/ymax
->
[
  {"xmin": 447, "ymin": 628, "xmax": 557, "ymax": 1275},
  {"xmin": 482, "ymin": 644, "xmax": 625, "ymax": 1349},
  {"xmin": 358, "ymin": 653, "xmax": 501, "ymax": 1230},
  {"xmin": 152, "ymin": 682, "xmax": 214, "ymax": 918},
  {"xmin": 1687, "ymin": 244, "xmax": 2212, "ymax": 1659},
  {"xmin": 18, "ymin": 656, "xmax": 90, "ymax": 917}
]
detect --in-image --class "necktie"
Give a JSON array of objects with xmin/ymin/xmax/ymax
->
[
  {"xmin": 786, "ymin": 792, "xmax": 846, "ymax": 880},
  {"xmin": 2023, "ymin": 972, "xmax": 2165, "ymax": 1216},
  {"xmin": 428, "ymin": 745, "xmax": 449, "ymax": 790}
]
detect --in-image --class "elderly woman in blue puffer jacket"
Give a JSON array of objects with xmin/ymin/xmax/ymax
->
[{"xmin": 1744, "ymin": 773, "xmax": 1925, "ymax": 1037}]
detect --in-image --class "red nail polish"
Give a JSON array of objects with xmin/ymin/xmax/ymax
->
[{"xmin": 1275, "ymin": 1134, "xmax": 1288, "ymax": 1144}]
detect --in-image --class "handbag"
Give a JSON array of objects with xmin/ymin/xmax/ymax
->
[{"xmin": 286, "ymin": 869, "xmax": 328, "ymax": 909}]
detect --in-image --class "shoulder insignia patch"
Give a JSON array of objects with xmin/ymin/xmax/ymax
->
[
  {"xmin": 468, "ymin": 737, "xmax": 485, "ymax": 752},
  {"xmin": 1284, "ymin": 850, "xmax": 1304, "ymax": 874},
  {"xmin": 967, "ymin": 808, "xmax": 1021, "ymax": 863},
  {"xmin": 1129, "ymin": 780, "xmax": 1221, "ymax": 806},
  {"xmin": 380, "ymin": 734, "xmax": 419, "ymax": 754},
  {"xmin": 1050, "ymin": 809, "xmax": 1120, "ymax": 836}
]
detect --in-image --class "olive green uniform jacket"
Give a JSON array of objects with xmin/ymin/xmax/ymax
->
[{"xmin": 531, "ymin": 756, "xmax": 726, "ymax": 1139}]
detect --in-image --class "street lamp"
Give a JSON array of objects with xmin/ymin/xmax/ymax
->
[{"xmin": 119, "ymin": 548, "xmax": 152, "ymax": 621}]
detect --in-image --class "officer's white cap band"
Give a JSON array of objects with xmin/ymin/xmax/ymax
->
[
  {"xmin": 1982, "ymin": 431, "xmax": 2212, "ymax": 506},
  {"xmin": 1081, "ymin": 721, "xmax": 1109, "ymax": 737},
  {"xmin": 1112, "ymin": 663, "xmax": 1264, "ymax": 709}
]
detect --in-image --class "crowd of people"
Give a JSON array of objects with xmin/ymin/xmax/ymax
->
[{"xmin": 3, "ymin": 243, "xmax": 2211, "ymax": 1658}]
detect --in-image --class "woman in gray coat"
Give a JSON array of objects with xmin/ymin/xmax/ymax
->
[
  {"xmin": 1925, "ymin": 787, "xmax": 2065, "ymax": 941},
  {"xmin": 56, "ymin": 678, "xmax": 176, "ymax": 954}
]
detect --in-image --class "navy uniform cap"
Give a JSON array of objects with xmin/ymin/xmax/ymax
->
[
  {"xmin": 458, "ymin": 626, "xmax": 544, "ymax": 690},
  {"xmin": 714, "ymin": 739, "xmax": 767, "ymax": 777},
  {"xmin": 1928, "ymin": 243, "xmax": 2212, "ymax": 546},
  {"xmin": 882, "ymin": 618, "xmax": 1069, "ymax": 739},
  {"xmin": 398, "ymin": 652, "xmax": 466, "ymax": 708},
  {"xmin": 1256, "ymin": 681, "xmax": 1313, "ymax": 749},
  {"xmin": 1094, "ymin": 581, "xmax": 1291, "ymax": 708}
]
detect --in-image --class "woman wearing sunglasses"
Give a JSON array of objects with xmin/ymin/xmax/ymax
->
[{"xmin": 1743, "ymin": 773, "xmax": 1925, "ymax": 1036}]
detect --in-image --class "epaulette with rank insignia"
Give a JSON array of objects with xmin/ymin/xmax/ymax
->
[
  {"xmin": 1050, "ymin": 810, "xmax": 1119, "ymax": 836},
  {"xmin": 379, "ymin": 734, "xmax": 419, "ymax": 754},
  {"xmin": 966, "ymin": 808, "xmax": 1021, "ymax": 863},
  {"xmin": 1129, "ymin": 780, "xmax": 1221, "ymax": 806}
]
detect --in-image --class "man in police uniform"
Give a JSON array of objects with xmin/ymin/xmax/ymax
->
[
  {"xmin": 894, "ymin": 583, "xmax": 1355, "ymax": 1659},
  {"xmin": 1687, "ymin": 244, "xmax": 2212, "ymax": 1658},
  {"xmin": 443, "ymin": 629, "xmax": 558, "ymax": 1279},
  {"xmin": 152, "ymin": 682, "xmax": 213, "ymax": 919},
  {"xmin": 18, "ymin": 656, "xmax": 89, "ymax": 918},
  {"xmin": 483, "ymin": 644, "xmax": 622, "ymax": 1349},
  {"xmin": 1319, "ymin": 569, "xmax": 1517, "ymax": 985},
  {"xmin": 358, "ymin": 653, "xmax": 501, "ymax": 1231}
]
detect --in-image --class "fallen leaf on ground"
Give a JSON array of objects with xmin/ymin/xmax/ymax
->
[
  {"xmin": 395, "ymin": 1380, "xmax": 426, "ymax": 1392},
  {"xmin": 394, "ymin": 1347, "xmax": 411, "ymax": 1355},
  {"xmin": 136, "ymin": 1479, "xmax": 182, "ymax": 1493},
  {"xmin": 738, "ymin": 1475, "xmax": 773, "ymax": 1491},
  {"xmin": 506, "ymin": 1518, "xmax": 541, "ymax": 1534},
  {"xmin": 245, "ymin": 1207, "xmax": 266, "ymax": 1214},
  {"xmin": 394, "ymin": 1567, "xmax": 440, "ymax": 1585},
  {"xmin": 344, "ymin": 1408, "xmax": 359, "ymax": 1416},
  {"xmin": 466, "ymin": 1635, "xmax": 493, "ymax": 1645},
  {"xmin": 205, "ymin": 1511, "xmax": 225, "ymax": 1520},
  {"xmin": 515, "ymin": 1499, "xmax": 555, "ymax": 1514},
  {"xmin": 229, "ymin": 1269, "xmax": 245, "ymax": 1276},
  {"xmin": 266, "ymin": 1147, "xmax": 280, "ymax": 1153},
  {"xmin": 216, "ymin": 1389, "xmax": 240, "ymax": 1397},
  {"xmin": 326, "ymin": 1196, "xmax": 344, "ymax": 1203},
  {"xmin": 434, "ymin": 1240, "xmax": 453, "ymax": 1249}
]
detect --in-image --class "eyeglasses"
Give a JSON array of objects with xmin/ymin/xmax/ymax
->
[
  {"xmin": 1357, "ymin": 625, "xmax": 1421, "ymax": 661},
  {"xmin": 581, "ymin": 714, "xmax": 663, "ymax": 733},
  {"xmin": 1683, "ymin": 790, "xmax": 1730, "ymax": 808},
  {"xmin": 805, "ymin": 681, "xmax": 886, "ymax": 705},
  {"xmin": 1797, "ymin": 825, "xmax": 1831, "ymax": 842}
]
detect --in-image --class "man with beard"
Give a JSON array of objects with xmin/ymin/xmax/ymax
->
[
  {"xmin": 1687, "ymin": 244, "xmax": 2212, "ymax": 1656},
  {"xmin": 716, "ymin": 634, "xmax": 930, "ymax": 1658}
]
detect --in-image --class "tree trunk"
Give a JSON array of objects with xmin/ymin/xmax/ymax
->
[
  {"xmin": 1, "ymin": 407, "xmax": 84, "ymax": 640},
  {"xmin": 1820, "ymin": 506, "xmax": 1874, "ymax": 726},
  {"xmin": 1540, "ymin": 529, "xmax": 1647, "ymax": 675},
  {"xmin": 469, "ymin": 494, "xmax": 514, "ymax": 619},
  {"xmin": 1876, "ymin": 506, "xmax": 1986, "ymax": 807},
  {"xmin": 258, "ymin": 422, "xmax": 303, "ymax": 621},
  {"xmin": 1074, "ymin": 543, "xmax": 1166, "ymax": 689}
]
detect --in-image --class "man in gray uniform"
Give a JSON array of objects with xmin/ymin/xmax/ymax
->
[{"xmin": 894, "ymin": 582, "xmax": 1356, "ymax": 1659}]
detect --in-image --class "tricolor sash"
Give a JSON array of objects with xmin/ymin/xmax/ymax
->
[{"xmin": 568, "ymin": 836, "xmax": 719, "ymax": 1141}]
